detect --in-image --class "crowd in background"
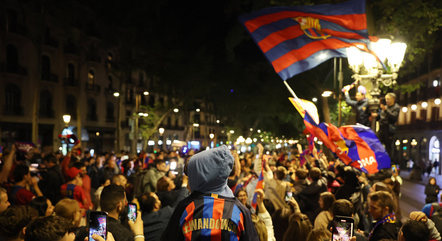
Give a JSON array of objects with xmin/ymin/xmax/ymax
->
[{"xmin": 0, "ymin": 138, "xmax": 441, "ymax": 241}]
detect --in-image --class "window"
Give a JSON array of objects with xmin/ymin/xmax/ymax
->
[
  {"xmin": 106, "ymin": 102, "xmax": 114, "ymax": 122},
  {"xmin": 88, "ymin": 69, "xmax": 95, "ymax": 86},
  {"xmin": 39, "ymin": 90, "xmax": 53, "ymax": 118},
  {"xmin": 41, "ymin": 55, "xmax": 51, "ymax": 80},
  {"xmin": 420, "ymin": 109, "xmax": 427, "ymax": 121},
  {"xmin": 431, "ymin": 107, "xmax": 440, "ymax": 122},
  {"xmin": 66, "ymin": 95, "xmax": 76, "ymax": 119},
  {"xmin": 4, "ymin": 83, "xmax": 21, "ymax": 115},
  {"xmin": 6, "ymin": 44, "xmax": 19, "ymax": 72},
  {"xmin": 67, "ymin": 63, "xmax": 75, "ymax": 82},
  {"xmin": 108, "ymin": 75, "xmax": 113, "ymax": 88},
  {"xmin": 139, "ymin": 72, "xmax": 145, "ymax": 86},
  {"xmin": 87, "ymin": 98, "xmax": 97, "ymax": 121}
]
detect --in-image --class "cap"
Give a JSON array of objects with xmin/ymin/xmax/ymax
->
[{"xmin": 66, "ymin": 167, "xmax": 82, "ymax": 180}]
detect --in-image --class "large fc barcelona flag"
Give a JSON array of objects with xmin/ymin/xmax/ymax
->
[
  {"xmin": 239, "ymin": 0, "xmax": 369, "ymax": 80},
  {"xmin": 304, "ymin": 112, "xmax": 390, "ymax": 174}
]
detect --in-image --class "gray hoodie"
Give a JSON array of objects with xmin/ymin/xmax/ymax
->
[{"xmin": 187, "ymin": 145, "xmax": 234, "ymax": 197}]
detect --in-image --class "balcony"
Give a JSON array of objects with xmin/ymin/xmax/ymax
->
[
  {"xmin": 41, "ymin": 73, "xmax": 58, "ymax": 83},
  {"xmin": 63, "ymin": 77, "xmax": 79, "ymax": 87},
  {"xmin": 3, "ymin": 105, "xmax": 24, "ymax": 116},
  {"xmin": 85, "ymin": 84, "xmax": 101, "ymax": 94},
  {"xmin": 0, "ymin": 63, "xmax": 28, "ymax": 75}
]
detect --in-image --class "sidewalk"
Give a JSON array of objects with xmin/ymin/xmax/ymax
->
[{"xmin": 400, "ymin": 169, "xmax": 442, "ymax": 187}]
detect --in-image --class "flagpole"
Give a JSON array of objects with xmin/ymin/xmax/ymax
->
[
  {"xmin": 338, "ymin": 58, "xmax": 343, "ymax": 126},
  {"xmin": 283, "ymin": 80, "xmax": 300, "ymax": 100}
]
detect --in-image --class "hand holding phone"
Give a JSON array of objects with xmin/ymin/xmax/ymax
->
[
  {"xmin": 332, "ymin": 216, "xmax": 354, "ymax": 241},
  {"xmin": 88, "ymin": 211, "xmax": 107, "ymax": 241},
  {"xmin": 285, "ymin": 191, "xmax": 293, "ymax": 202},
  {"xmin": 128, "ymin": 203, "xmax": 137, "ymax": 222}
]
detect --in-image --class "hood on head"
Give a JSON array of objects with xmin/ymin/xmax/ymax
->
[{"xmin": 187, "ymin": 145, "xmax": 234, "ymax": 197}]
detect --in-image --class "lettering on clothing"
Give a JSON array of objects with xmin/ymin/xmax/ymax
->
[{"xmin": 182, "ymin": 218, "xmax": 239, "ymax": 235}]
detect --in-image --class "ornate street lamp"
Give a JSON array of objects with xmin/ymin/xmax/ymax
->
[{"xmin": 346, "ymin": 38, "xmax": 407, "ymax": 129}]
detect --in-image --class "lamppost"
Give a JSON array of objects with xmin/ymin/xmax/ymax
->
[
  {"xmin": 209, "ymin": 133, "xmax": 215, "ymax": 148},
  {"xmin": 158, "ymin": 127, "xmax": 165, "ymax": 150},
  {"xmin": 62, "ymin": 114, "xmax": 71, "ymax": 127},
  {"xmin": 62, "ymin": 114, "xmax": 71, "ymax": 153},
  {"xmin": 131, "ymin": 90, "xmax": 149, "ymax": 154},
  {"xmin": 346, "ymin": 38, "xmax": 407, "ymax": 130}
]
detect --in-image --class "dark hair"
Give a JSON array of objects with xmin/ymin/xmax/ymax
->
[
  {"xmin": 0, "ymin": 205, "xmax": 38, "ymax": 240},
  {"xmin": 72, "ymin": 161, "xmax": 85, "ymax": 169},
  {"xmin": 13, "ymin": 164, "xmax": 29, "ymax": 182},
  {"xmin": 156, "ymin": 176, "xmax": 170, "ymax": 192},
  {"xmin": 401, "ymin": 220, "xmax": 430, "ymax": 241},
  {"xmin": 24, "ymin": 216, "xmax": 73, "ymax": 241},
  {"xmin": 154, "ymin": 159, "xmax": 165, "ymax": 166},
  {"xmin": 30, "ymin": 197, "xmax": 49, "ymax": 216},
  {"xmin": 100, "ymin": 184, "xmax": 126, "ymax": 213},
  {"xmin": 140, "ymin": 192, "xmax": 156, "ymax": 213},
  {"xmin": 307, "ymin": 228, "xmax": 331, "ymax": 241},
  {"xmin": 368, "ymin": 191, "xmax": 395, "ymax": 214},
  {"xmin": 251, "ymin": 214, "xmax": 268, "ymax": 241},
  {"xmin": 43, "ymin": 154, "xmax": 57, "ymax": 164},
  {"xmin": 295, "ymin": 169, "xmax": 308, "ymax": 180},
  {"xmin": 283, "ymin": 212, "xmax": 312, "ymax": 241},
  {"xmin": 320, "ymin": 192, "xmax": 335, "ymax": 211},
  {"xmin": 275, "ymin": 166, "xmax": 287, "ymax": 180},
  {"xmin": 332, "ymin": 199, "xmax": 354, "ymax": 217},
  {"xmin": 309, "ymin": 167, "xmax": 321, "ymax": 181}
]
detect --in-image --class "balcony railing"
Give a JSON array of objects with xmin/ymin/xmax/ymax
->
[
  {"xmin": 63, "ymin": 77, "xmax": 79, "ymax": 87},
  {"xmin": 41, "ymin": 73, "xmax": 58, "ymax": 83},
  {"xmin": 0, "ymin": 63, "xmax": 28, "ymax": 75},
  {"xmin": 85, "ymin": 84, "xmax": 101, "ymax": 94}
]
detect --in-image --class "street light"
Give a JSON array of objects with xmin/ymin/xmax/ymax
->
[
  {"xmin": 143, "ymin": 91, "xmax": 149, "ymax": 96},
  {"xmin": 113, "ymin": 92, "xmax": 120, "ymax": 97},
  {"xmin": 159, "ymin": 127, "xmax": 165, "ymax": 135},
  {"xmin": 321, "ymin": 91, "xmax": 333, "ymax": 97},
  {"xmin": 173, "ymin": 108, "xmax": 179, "ymax": 113},
  {"xmin": 62, "ymin": 114, "xmax": 71, "ymax": 126},
  {"xmin": 346, "ymin": 38, "xmax": 407, "ymax": 130},
  {"xmin": 209, "ymin": 133, "xmax": 215, "ymax": 139}
]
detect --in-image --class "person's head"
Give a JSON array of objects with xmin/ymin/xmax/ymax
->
[
  {"xmin": 332, "ymin": 199, "xmax": 354, "ymax": 217},
  {"xmin": 307, "ymin": 228, "xmax": 331, "ymax": 241},
  {"xmin": 371, "ymin": 181, "xmax": 390, "ymax": 193},
  {"xmin": 186, "ymin": 145, "xmax": 234, "ymax": 197},
  {"xmin": 283, "ymin": 212, "xmax": 312, "ymax": 241},
  {"xmin": 24, "ymin": 215, "xmax": 74, "ymax": 241},
  {"xmin": 30, "ymin": 196, "xmax": 54, "ymax": 217},
  {"xmin": 155, "ymin": 159, "xmax": 167, "ymax": 172},
  {"xmin": 398, "ymin": 219, "xmax": 430, "ymax": 241},
  {"xmin": 368, "ymin": 191, "xmax": 395, "ymax": 220},
  {"xmin": 100, "ymin": 184, "xmax": 126, "ymax": 215},
  {"xmin": 112, "ymin": 174, "xmax": 127, "ymax": 187},
  {"xmin": 385, "ymin": 93, "xmax": 396, "ymax": 106},
  {"xmin": 309, "ymin": 167, "xmax": 321, "ymax": 182},
  {"xmin": 65, "ymin": 167, "xmax": 82, "ymax": 185},
  {"xmin": 355, "ymin": 85, "xmax": 366, "ymax": 101},
  {"xmin": 43, "ymin": 154, "xmax": 58, "ymax": 167},
  {"xmin": 319, "ymin": 192, "xmax": 335, "ymax": 211},
  {"xmin": 54, "ymin": 199, "xmax": 81, "ymax": 227},
  {"xmin": 275, "ymin": 166, "xmax": 287, "ymax": 181},
  {"xmin": 251, "ymin": 214, "xmax": 268, "ymax": 241},
  {"xmin": 13, "ymin": 164, "xmax": 30, "ymax": 183},
  {"xmin": 295, "ymin": 168, "xmax": 308, "ymax": 180},
  {"xmin": 429, "ymin": 177, "xmax": 436, "ymax": 185},
  {"xmin": 0, "ymin": 205, "xmax": 38, "ymax": 240},
  {"xmin": 140, "ymin": 192, "xmax": 161, "ymax": 214},
  {"xmin": 0, "ymin": 187, "xmax": 10, "ymax": 214},
  {"xmin": 235, "ymin": 189, "xmax": 248, "ymax": 206},
  {"xmin": 106, "ymin": 156, "xmax": 116, "ymax": 169},
  {"xmin": 156, "ymin": 176, "xmax": 176, "ymax": 192}
]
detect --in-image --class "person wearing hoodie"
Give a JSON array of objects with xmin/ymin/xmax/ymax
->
[{"xmin": 161, "ymin": 145, "xmax": 258, "ymax": 241}]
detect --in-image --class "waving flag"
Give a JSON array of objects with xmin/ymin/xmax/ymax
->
[
  {"xmin": 303, "ymin": 112, "xmax": 390, "ymax": 174},
  {"xmin": 239, "ymin": 0, "xmax": 369, "ymax": 80}
]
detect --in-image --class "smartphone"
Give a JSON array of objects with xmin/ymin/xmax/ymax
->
[
  {"xmin": 88, "ymin": 211, "xmax": 107, "ymax": 240},
  {"xmin": 285, "ymin": 191, "xmax": 293, "ymax": 202},
  {"xmin": 128, "ymin": 203, "xmax": 137, "ymax": 222},
  {"xmin": 332, "ymin": 216, "xmax": 354, "ymax": 241}
]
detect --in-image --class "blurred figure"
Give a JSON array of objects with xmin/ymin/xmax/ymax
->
[
  {"xmin": 30, "ymin": 196, "xmax": 54, "ymax": 216},
  {"xmin": 343, "ymin": 85, "xmax": 370, "ymax": 127},
  {"xmin": 0, "ymin": 205, "xmax": 39, "ymax": 241},
  {"xmin": 10, "ymin": 163, "xmax": 43, "ymax": 205},
  {"xmin": 425, "ymin": 177, "xmax": 440, "ymax": 204},
  {"xmin": 0, "ymin": 187, "xmax": 10, "ymax": 214},
  {"xmin": 54, "ymin": 198, "xmax": 82, "ymax": 227},
  {"xmin": 24, "ymin": 215, "xmax": 75, "ymax": 241}
]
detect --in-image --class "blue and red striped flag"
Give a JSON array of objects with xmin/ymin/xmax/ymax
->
[
  {"xmin": 250, "ymin": 169, "xmax": 264, "ymax": 212},
  {"xmin": 303, "ymin": 112, "xmax": 390, "ymax": 174},
  {"xmin": 239, "ymin": 0, "xmax": 369, "ymax": 80}
]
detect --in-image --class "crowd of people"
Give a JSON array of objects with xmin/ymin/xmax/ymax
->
[{"xmin": 0, "ymin": 135, "xmax": 440, "ymax": 241}]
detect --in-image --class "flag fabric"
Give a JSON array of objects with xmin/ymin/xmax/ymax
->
[
  {"xmin": 239, "ymin": 0, "xmax": 369, "ymax": 80},
  {"xmin": 289, "ymin": 97, "xmax": 319, "ymax": 124},
  {"xmin": 250, "ymin": 170, "xmax": 264, "ymax": 213},
  {"xmin": 303, "ymin": 112, "xmax": 390, "ymax": 174}
]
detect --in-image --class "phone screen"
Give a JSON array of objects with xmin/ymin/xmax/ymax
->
[
  {"xmin": 332, "ymin": 216, "xmax": 354, "ymax": 241},
  {"xmin": 285, "ymin": 191, "xmax": 293, "ymax": 201},
  {"xmin": 128, "ymin": 203, "xmax": 137, "ymax": 222},
  {"xmin": 88, "ymin": 211, "xmax": 107, "ymax": 240}
]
